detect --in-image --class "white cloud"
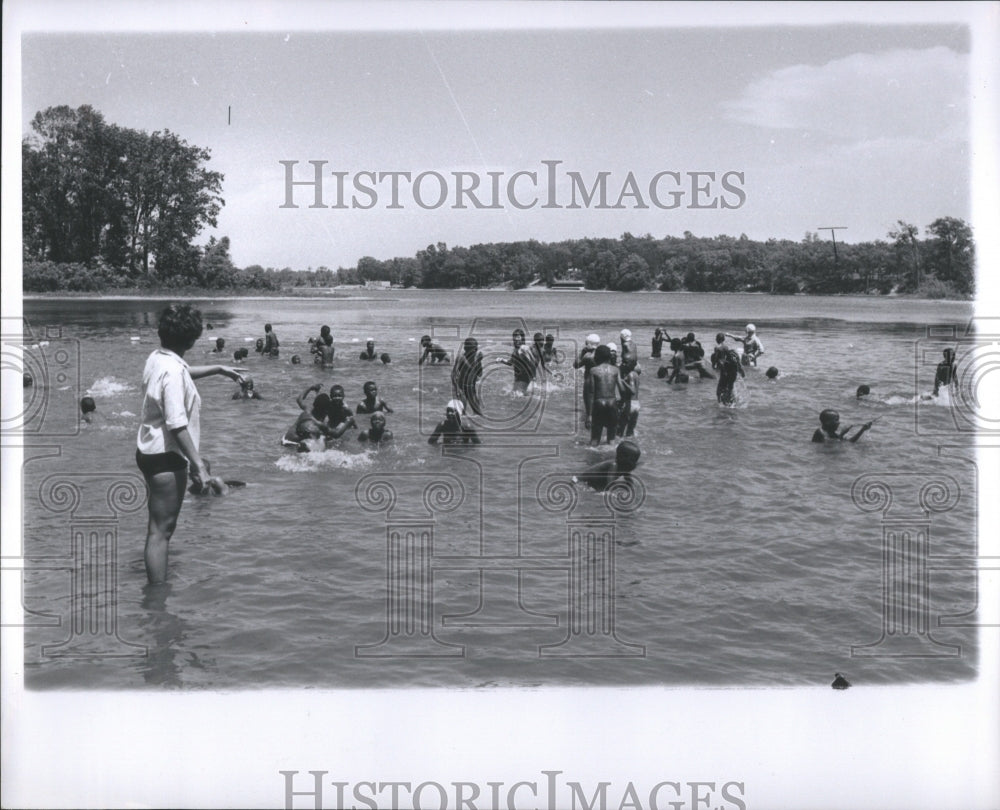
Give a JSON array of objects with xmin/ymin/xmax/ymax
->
[{"xmin": 724, "ymin": 47, "xmax": 968, "ymax": 143}]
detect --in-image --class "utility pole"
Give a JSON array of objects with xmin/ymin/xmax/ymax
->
[{"xmin": 818, "ymin": 226, "xmax": 847, "ymax": 274}]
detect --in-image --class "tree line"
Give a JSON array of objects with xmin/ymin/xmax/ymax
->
[{"xmin": 23, "ymin": 106, "xmax": 974, "ymax": 298}]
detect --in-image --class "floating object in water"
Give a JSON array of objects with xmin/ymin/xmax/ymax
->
[
  {"xmin": 130, "ymin": 336, "xmax": 141, "ymax": 341},
  {"xmin": 856, "ymin": 385, "xmax": 871, "ymax": 399},
  {"xmin": 832, "ymin": 673, "xmax": 851, "ymax": 690},
  {"xmin": 380, "ymin": 353, "xmax": 391, "ymax": 364},
  {"xmin": 291, "ymin": 354, "xmax": 302, "ymax": 364},
  {"xmin": 23, "ymin": 372, "xmax": 33, "ymax": 387},
  {"xmin": 766, "ymin": 367, "xmax": 779, "ymax": 379}
]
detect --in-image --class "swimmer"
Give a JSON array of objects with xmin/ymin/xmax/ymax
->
[
  {"xmin": 651, "ymin": 327, "xmax": 667, "ymax": 359},
  {"xmin": 500, "ymin": 329, "xmax": 536, "ymax": 394},
  {"xmin": 232, "ymin": 376, "xmax": 263, "ymax": 400},
  {"xmin": 542, "ymin": 334, "xmax": 557, "ymax": 363},
  {"xmin": 263, "ymin": 323, "xmax": 279, "ymax": 357},
  {"xmin": 358, "ymin": 412, "xmax": 394, "ymax": 444},
  {"xmin": 665, "ymin": 339, "xmax": 687, "ymax": 384},
  {"xmin": 428, "ymin": 399, "xmax": 481, "ymax": 445},
  {"xmin": 765, "ymin": 367, "xmax": 779, "ymax": 380},
  {"xmin": 589, "ymin": 344, "xmax": 623, "ymax": 446},
  {"xmin": 619, "ymin": 329, "xmax": 637, "ymax": 373},
  {"xmin": 254, "ymin": 338, "xmax": 265, "ymax": 355},
  {"xmin": 811, "ymin": 409, "xmax": 873, "ymax": 443},
  {"xmin": 574, "ymin": 332, "xmax": 600, "ymax": 428},
  {"xmin": 681, "ymin": 332, "xmax": 715, "ymax": 378},
  {"xmin": 291, "ymin": 354, "xmax": 302, "ymax": 365},
  {"xmin": 359, "ymin": 338, "xmax": 378, "ymax": 361},
  {"xmin": 380, "ymin": 352, "xmax": 392, "ymax": 364},
  {"xmin": 710, "ymin": 333, "xmax": 728, "ymax": 370},
  {"xmin": 452, "ymin": 337, "xmax": 484, "ymax": 416},
  {"xmin": 618, "ymin": 362, "xmax": 640, "ymax": 437},
  {"xmin": 419, "ymin": 335, "xmax": 450, "ymax": 365},
  {"xmin": 210, "ymin": 337, "xmax": 226, "ymax": 354},
  {"xmin": 933, "ymin": 348, "xmax": 957, "ymax": 396},
  {"xmin": 356, "ymin": 381, "xmax": 393, "ymax": 414},
  {"xmin": 317, "ymin": 334, "xmax": 335, "ymax": 367},
  {"xmin": 311, "ymin": 326, "xmax": 333, "ymax": 363},
  {"xmin": 186, "ymin": 459, "xmax": 245, "ymax": 496},
  {"xmin": 715, "ymin": 346, "xmax": 745, "ymax": 405},
  {"xmin": 726, "ymin": 324, "xmax": 764, "ymax": 366},
  {"xmin": 530, "ymin": 332, "xmax": 549, "ymax": 379},
  {"xmin": 80, "ymin": 396, "xmax": 97, "ymax": 423},
  {"xmin": 326, "ymin": 384, "xmax": 356, "ymax": 430},
  {"xmin": 574, "ymin": 440, "xmax": 641, "ymax": 492},
  {"xmin": 283, "ymin": 392, "xmax": 336, "ymax": 452},
  {"xmin": 24, "ymin": 372, "xmax": 33, "ymax": 387},
  {"xmin": 856, "ymin": 384, "xmax": 871, "ymax": 399}
]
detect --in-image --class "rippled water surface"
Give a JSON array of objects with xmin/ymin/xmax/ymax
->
[{"xmin": 19, "ymin": 291, "xmax": 979, "ymax": 689}]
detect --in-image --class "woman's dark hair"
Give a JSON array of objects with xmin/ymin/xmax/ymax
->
[
  {"xmin": 80, "ymin": 396, "xmax": 96, "ymax": 414},
  {"xmin": 158, "ymin": 304, "xmax": 203, "ymax": 352}
]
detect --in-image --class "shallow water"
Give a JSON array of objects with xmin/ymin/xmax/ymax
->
[{"xmin": 17, "ymin": 291, "xmax": 980, "ymax": 689}]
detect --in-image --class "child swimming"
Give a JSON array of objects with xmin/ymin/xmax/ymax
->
[{"xmin": 428, "ymin": 399, "xmax": 481, "ymax": 445}]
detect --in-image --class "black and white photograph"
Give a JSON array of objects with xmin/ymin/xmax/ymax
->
[{"xmin": 3, "ymin": 2, "xmax": 998, "ymax": 808}]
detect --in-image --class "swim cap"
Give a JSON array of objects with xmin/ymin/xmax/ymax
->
[
  {"xmin": 746, "ymin": 323, "xmax": 756, "ymax": 333},
  {"xmin": 80, "ymin": 396, "xmax": 96, "ymax": 414},
  {"xmin": 380, "ymin": 353, "xmax": 392, "ymax": 364},
  {"xmin": 820, "ymin": 409, "xmax": 839, "ymax": 424},
  {"xmin": 446, "ymin": 399, "xmax": 465, "ymax": 416},
  {"xmin": 856, "ymin": 385, "xmax": 871, "ymax": 398},
  {"xmin": 606, "ymin": 342, "xmax": 618, "ymax": 353},
  {"xmin": 586, "ymin": 333, "xmax": 600, "ymax": 347},
  {"xmin": 765, "ymin": 367, "xmax": 779, "ymax": 379},
  {"xmin": 620, "ymin": 329, "xmax": 632, "ymax": 339},
  {"xmin": 366, "ymin": 337, "xmax": 374, "ymax": 343}
]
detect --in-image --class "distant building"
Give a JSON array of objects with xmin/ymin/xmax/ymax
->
[
  {"xmin": 364, "ymin": 280, "xmax": 392, "ymax": 289},
  {"xmin": 549, "ymin": 279, "xmax": 586, "ymax": 290}
]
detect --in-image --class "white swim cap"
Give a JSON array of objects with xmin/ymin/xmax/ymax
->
[
  {"xmin": 445, "ymin": 399, "xmax": 465, "ymax": 416},
  {"xmin": 620, "ymin": 328, "xmax": 632, "ymax": 339},
  {"xmin": 606, "ymin": 342, "xmax": 618, "ymax": 353},
  {"xmin": 586, "ymin": 333, "xmax": 600, "ymax": 346},
  {"xmin": 366, "ymin": 337, "xmax": 374, "ymax": 342},
  {"xmin": 746, "ymin": 323, "xmax": 756, "ymax": 333}
]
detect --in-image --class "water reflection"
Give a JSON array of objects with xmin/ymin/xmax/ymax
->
[{"xmin": 138, "ymin": 582, "xmax": 189, "ymax": 687}]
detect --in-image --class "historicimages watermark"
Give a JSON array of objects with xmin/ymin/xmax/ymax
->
[{"xmin": 279, "ymin": 769, "xmax": 747, "ymax": 810}]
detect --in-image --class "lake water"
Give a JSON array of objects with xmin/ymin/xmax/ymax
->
[{"xmin": 15, "ymin": 291, "xmax": 981, "ymax": 689}]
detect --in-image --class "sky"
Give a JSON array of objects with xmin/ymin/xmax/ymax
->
[{"xmin": 15, "ymin": 7, "xmax": 984, "ymax": 271}]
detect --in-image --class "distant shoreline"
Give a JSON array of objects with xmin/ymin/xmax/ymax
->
[{"xmin": 21, "ymin": 289, "xmax": 973, "ymax": 304}]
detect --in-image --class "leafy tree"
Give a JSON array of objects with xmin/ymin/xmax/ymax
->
[
  {"xmin": 22, "ymin": 105, "xmax": 223, "ymax": 280},
  {"xmin": 924, "ymin": 217, "xmax": 974, "ymax": 294}
]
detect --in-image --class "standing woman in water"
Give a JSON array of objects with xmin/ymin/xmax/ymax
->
[{"xmin": 136, "ymin": 304, "xmax": 246, "ymax": 584}]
